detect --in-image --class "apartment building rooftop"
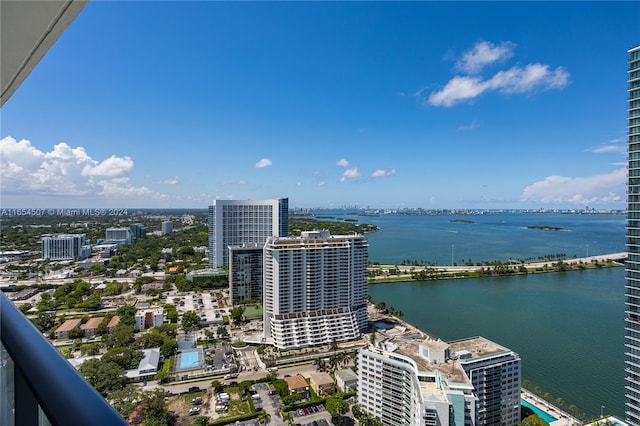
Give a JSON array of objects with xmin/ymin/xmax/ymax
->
[
  {"xmin": 393, "ymin": 338, "xmax": 470, "ymax": 385},
  {"xmin": 449, "ymin": 335, "xmax": 512, "ymax": 360}
]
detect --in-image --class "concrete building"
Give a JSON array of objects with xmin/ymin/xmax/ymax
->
[
  {"xmin": 54, "ymin": 319, "xmax": 83, "ymax": 339},
  {"xmin": 125, "ymin": 348, "xmax": 161, "ymax": 381},
  {"xmin": 107, "ymin": 316, "xmax": 120, "ymax": 332},
  {"xmin": 161, "ymin": 220, "xmax": 172, "ymax": 235},
  {"xmin": 134, "ymin": 309, "xmax": 164, "ymax": 331},
  {"xmin": 284, "ymin": 375, "xmax": 309, "ymax": 398},
  {"xmin": 207, "ymin": 198, "xmax": 288, "ymax": 268},
  {"xmin": 81, "ymin": 317, "xmax": 104, "ymax": 336},
  {"xmin": 358, "ymin": 336, "xmax": 520, "ymax": 426},
  {"xmin": 41, "ymin": 234, "xmax": 90, "ymax": 260},
  {"xmin": 628, "ymin": 45, "xmax": 640, "ymax": 426},
  {"xmin": 105, "ymin": 227, "xmax": 132, "ymax": 245},
  {"xmin": 335, "ymin": 368, "xmax": 358, "ymax": 392},
  {"xmin": 263, "ymin": 230, "xmax": 368, "ymax": 350},
  {"xmin": 309, "ymin": 372, "xmax": 335, "ymax": 397},
  {"xmin": 228, "ymin": 243, "xmax": 263, "ymax": 305}
]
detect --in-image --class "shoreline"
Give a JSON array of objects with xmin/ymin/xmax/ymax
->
[{"xmin": 368, "ymin": 252, "xmax": 627, "ymax": 284}]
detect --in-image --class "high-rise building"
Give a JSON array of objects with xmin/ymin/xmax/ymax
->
[
  {"xmin": 627, "ymin": 45, "xmax": 640, "ymax": 425},
  {"xmin": 263, "ymin": 230, "xmax": 368, "ymax": 350},
  {"xmin": 105, "ymin": 227, "xmax": 133, "ymax": 245},
  {"xmin": 161, "ymin": 220, "xmax": 173, "ymax": 235},
  {"xmin": 41, "ymin": 234, "xmax": 91, "ymax": 260},
  {"xmin": 129, "ymin": 223, "xmax": 147, "ymax": 241},
  {"xmin": 229, "ymin": 243, "xmax": 263, "ymax": 305},
  {"xmin": 358, "ymin": 336, "xmax": 521, "ymax": 426},
  {"xmin": 207, "ymin": 198, "xmax": 288, "ymax": 268}
]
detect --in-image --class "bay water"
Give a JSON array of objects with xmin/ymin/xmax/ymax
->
[{"xmin": 336, "ymin": 211, "xmax": 627, "ymax": 420}]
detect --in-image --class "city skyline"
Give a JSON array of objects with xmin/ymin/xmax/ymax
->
[{"xmin": 1, "ymin": 2, "xmax": 638, "ymax": 210}]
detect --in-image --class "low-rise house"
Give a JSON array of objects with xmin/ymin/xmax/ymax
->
[
  {"xmin": 309, "ymin": 372, "xmax": 335, "ymax": 397},
  {"xmin": 81, "ymin": 317, "xmax": 104, "ymax": 336},
  {"xmin": 335, "ymin": 368, "xmax": 358, "ymax": 392},
  {"xmin": 140, "ymin": 282, "xmax": 164, "ymax": 292},
  {"xmin": 125, "ymin": 348, "xmax": 161, "ymax": 381},
  {"xmin": 284, "ymin": 374, "xmax": 309, "ymax": 399},
  {"xmin": 107, "ymin": 315, "xmax": 120, "ymax": 332},
  {"xmin": 54, "ymin": 318, "xmax": 83, "ymax": 339}
]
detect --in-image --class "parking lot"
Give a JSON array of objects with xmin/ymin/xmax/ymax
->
[{"xmin": 166, "ymin": 291, "xmax": 227, "ymax": 326}]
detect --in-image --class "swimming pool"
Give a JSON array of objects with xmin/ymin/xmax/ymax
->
[
  {"xmin": 521, "ymin": 399, "xmax": 557, "ymax": 423},
  {"xmin": 180, "ymin": 350, "xmax": 200, "ymax": 369}
]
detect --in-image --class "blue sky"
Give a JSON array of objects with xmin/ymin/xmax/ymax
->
[{"xmin": 1, "ymin": 1, "xmax": 639, "ymax": 209}]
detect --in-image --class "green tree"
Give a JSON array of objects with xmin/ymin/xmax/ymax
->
[
  {"xmin": 78, "ymin": 293, "xmax": 102, "ymax": 311},
  {"xmin": 217, "ymin": 325, "xmax": 228, "ymax": 339},
  {"xmin": 519, "ymin": 414, "xmax": 549, "ymax": 426},
  {"xmin": 82, "ymin": 342, "xmax": 101, "ymax": 356},
  {"xmin": 326, "ymin": 397, "xmax": 349, "ymax": 424},
  {"xmin": 116, "ymin": 305, "xmax": 138, "ymax": 327},
  {"xmin": 155, "ymin": 323, "xmax": 178, "ymax": 337},
  {"xmin": 135, "ymin": 331, "xmax": 166, "ymax": 349},
  {"xmin": 80, "ymin": 358, "xmax": 127, "ymax": 395},
  {"xmin": 18, "ymin": 303, "xmax": 32, "ymax": 314},
  {"xmin": 102, "ymin": 347, "xmax": 144, "ymax": 369},
  {"xmin": 230, "ymin": 306, "xmax": 245, "ymax": 324},
  {"xmin": 103, "ymin": 324, "xmax": 135, "ymax": 349},
  {"xmin": 31, "ymin": 311, "xmax": 57, "ymax": 333},
  {"xmin": 163, "ymin": 304, "xmax": 178, "ymax": 323},
  {"xmin": 193, "ymin": 417, "xmax": 211, "ymax": 426},
  {"xmin": 89, "ymin": 263, "xmax": 107, "ymax": 275},
  {"xmin": 282, "ymin": 393, "xmax": 304, "ymax": 405},
  {"xmin": 182, "ymin": 310, "xmax": 201, "ymax": 334}
]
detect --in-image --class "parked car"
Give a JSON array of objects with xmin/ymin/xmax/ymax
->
[
  {"xmin": 188, "ymin": 386, "xmax": 200, "ymax": 393},
  {"xmin": 189, "ymin": 407, "xmax": 200, "ymax": 416},
  {"xmin": 192, "ymin": 397, "xmax": 202, "ymax": 405}
]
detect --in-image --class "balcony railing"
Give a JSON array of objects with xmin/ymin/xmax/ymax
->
[{"xmin": 0, "ymin": 291, "xmax": 126, "ymax": 426}]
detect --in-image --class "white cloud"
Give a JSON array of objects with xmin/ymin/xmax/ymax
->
[
  {"xmin": 255, "ymin": 158, "xmax": 272, "ymax": 168},
  {"xmin": 427, "ymin": 40, "xmax": 570, "ymax": 107},
  {"xmin": 0, "ymin": 136, "xmax": 164, "ymax": 202},
  {"xmin": 82, "ymin": 155, "xmax": 133, "ymax": 177},
  {"xmin": 487, "ymin": 63, "xmax": 569, "ymax": 94},
  {"xmin": 336, "ymin": 158, "xmax": 350, "ymax": 167},
  {"xmin": 371, "ymin": 169, "xmax": 396, "ymax": 178},
  {"xmin": 157, "ymin": 176, "xmax": 180, "ymax": 185},
  {"xmin": 429, "ymin": 64, "xmax": 569, "ymax": 107},
  {"xmin": 520, "ymin": 168, "xmax": 626, "ymax": 206},
  {"xmin": 318, "ymin": 181, "xmax": 326, "ymax": 187},
  {"xmin": 456, "ymin": 41, "xmax": 515, "ymax": 74},
  {"xmin": 457, "ymin": 120, "xmax": 479, "ymax": 131},
  {"xmin": 428, "ymin": 76, "xmax": 486, "ymax": 107},
  {"xmin": 588, "ymin": 144, "xmax": 626, "ymax": 154},
  {"xmin": 339, "ymin": 167, "xmax": 360, "ymax": 182}
]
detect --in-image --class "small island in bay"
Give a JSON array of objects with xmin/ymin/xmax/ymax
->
[
  {"xmin": 527, "ymin": 225, "xmax": 567, "ymax": 231},
  {"xmin": 450, "ymin": 219, "xmax": 475, "ymax": 224}
]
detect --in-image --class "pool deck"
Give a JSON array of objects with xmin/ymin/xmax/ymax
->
[{"xmin": 521, "ymin": 389, "xmax": 579, "ymax": 426}]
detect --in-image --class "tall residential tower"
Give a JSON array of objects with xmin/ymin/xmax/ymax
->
[
  {"xmin": 358, "ymin": 336, "xmax": 521, "ymax": 426},
  {"xmin": 207, "ymin": 198, "xmax": 288, "ymax": 268},
  {"xmin": 627, "ymin": 45, "xmax": 640, "ymax": 425},
  {"xmin": 263, "ymin": 230, "xmax": 369, "ymax": 350}
]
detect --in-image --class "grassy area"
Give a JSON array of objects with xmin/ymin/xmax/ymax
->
[{"xmin": 242, "ymin": 304, "xmax": 262, "ymax": 319}]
